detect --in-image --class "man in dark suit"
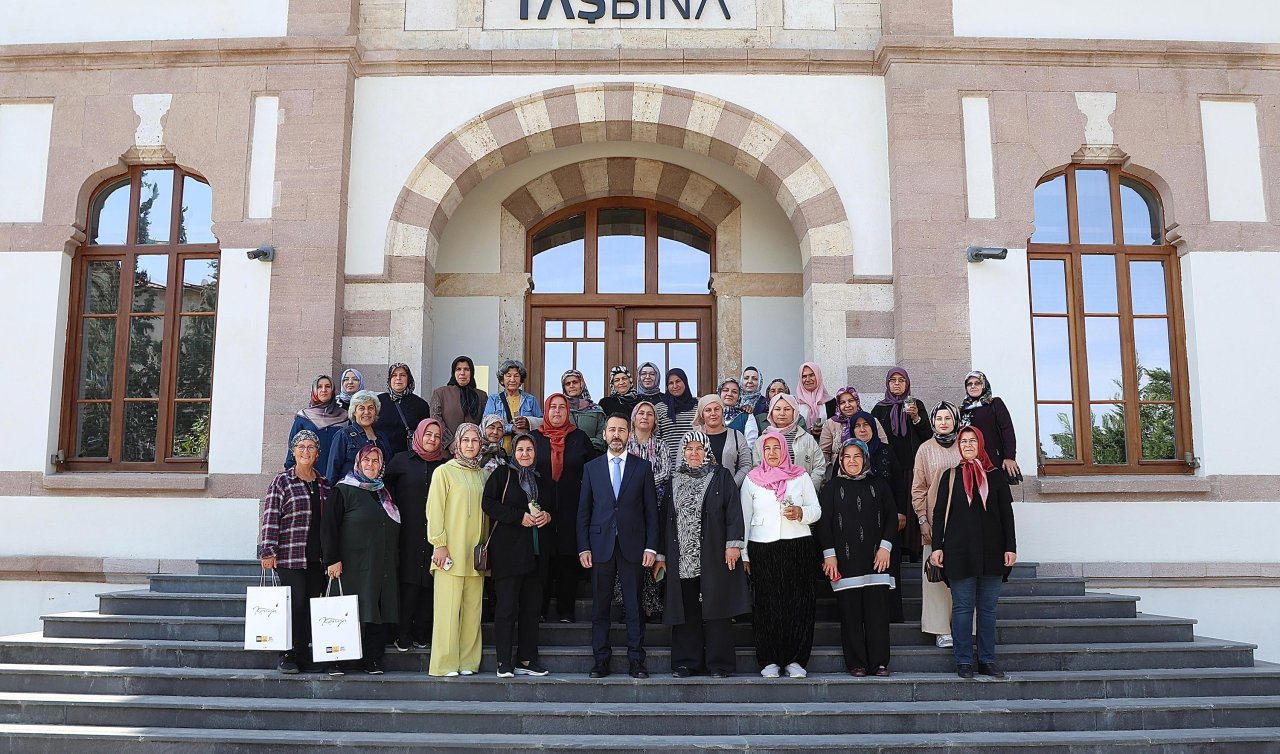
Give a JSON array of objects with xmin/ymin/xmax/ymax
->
[{"xmin": 578, "ymin": 413, "xmax": 659, "ymax": 679}]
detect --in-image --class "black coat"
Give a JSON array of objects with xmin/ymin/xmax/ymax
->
[
  {"xmin": 321, "ymin": 485, "xmax": 400, "ymax": 624},
  {"xmin": 374, "ymin": 393, "xmax": 432, "ymax": 458},
  {"xmin": 599, "ymin": 394, "xmax": 639, "ymax": 419},
  {"xmin": 532, "ymin": 427, "xmax": 596, "ymax": 555},
  {"xmin": 932, "ymin": 466, "xmax": 1017, "ymax": 583},
  {"xmin": 481, "ymin": 464, "xmax": 550, "ymax": 579},
  {"xmin": 816, "ymin": 475, "xmax": 898, "ymax": 583},
  {"xmin": 383, "ymin": 451, "xmax": 445, "ymax": 586},
  {"xmin": 659, "ymin": 465, "xmax": 751, "ymax": 624},
  {"xmin": 872, "ymin": 400, "xmax": 930, "ymax": 555},
  {"xmin": 960, "ymin": 398, "xmax": 1017, "ymax": 467}
]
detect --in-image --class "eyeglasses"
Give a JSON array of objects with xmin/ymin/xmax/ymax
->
[
  {"xmin": 294, "ymin": 444, "xmax": 319, "ymax": 452},
  {"xmin": 965, "ymin": 380, "xmax": 983, "ymax": 387},
  {"xmin": 958, "ymin": 438, "xmax": 980, "ymax": 446}
]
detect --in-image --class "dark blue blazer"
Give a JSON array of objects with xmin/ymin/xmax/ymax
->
[{"xmin": 577, "ymin": 453, "xmax": 659, "ymax": 564}]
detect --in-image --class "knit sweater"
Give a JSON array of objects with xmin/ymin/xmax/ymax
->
[{"xmin": 910, "ymin": 439, "xmax": 963, "ymax": 528}]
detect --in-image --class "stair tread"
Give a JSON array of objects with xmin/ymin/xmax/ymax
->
[{"xmin": 109, "ymin": 589, "xmax": 1120, "ymax": 603}]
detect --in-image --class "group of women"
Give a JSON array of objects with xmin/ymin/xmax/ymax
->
[{"xmin": 257, "ymin": 358, "xmax": 1017, "ymax": 679}]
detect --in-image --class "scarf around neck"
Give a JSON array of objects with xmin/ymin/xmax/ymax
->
[
  {"xmin": 830, "ymin": 386, "xmax": 861, "ymax": 443},
  {"xmin": 959, "ymin": 370, "xmax": 994, "ymax": 427},
  {"xmin": 932, "ymin": 401, "xmax": 960, "ymax": 448},
  {"xmin": 338, "ymin": 444, "xmax": 400, "ymax": 523},
  {"xmin": 748, "ymin": 429, "xmax": 807, "ymax": 502},
  {"xmin": 850, "ymin": 410, "xmax": 884, "ymax": 459},
  {"xmin": 767, "ymin": 392, "xmax": 801, "ymax": 435},
  {"xmin": 636, "ymin": 362, "xmax": 663, "ymax": 397},
  {"xmin": 876, "ymin": 366, "xmax": 913, "ymax": 437},
  {"xmin": 337, "ymin": 368, "xmax": 364, "ymax": 405},
  {"xmin": 561, "ymin": 369, "xmax": 600, "ymax": 413},
  {"xmin": 447, "ymin": 356, "xmax": 482, "ymax": 423},
  {"xmin": 959, "ymin": 427, "xmax": 996, "ymax": 509},
  {"xmin": 608, "ymin": 365, "xmax": 638, "ymax": 400},
  {"xmin": 451, "ymin": 423, "xmax": 484, "ymax": 470},
  {"xmin": 663, "ymin": 367, "xmax": 699, "ymax": 416},
  {"xmin": 676, "ymin": 430, "xmax": 717, "ymax": 478},
  {"xmin": 739, "ymin": 367, "xmax": 764, "ymax": 410},
  {"xmin": 836, "ymin": 438, "xmax": 872, "ymax": 480},
  {"xmin": 299, "ymin": 374, "xmax": 349, "ymax": 429},
  {"xmin": 627, "ymin": 400, "xmax": 672, "ymax": 486},
  {"xmin": 538, "ymin": 393, "xmax": 574, "ymax": 481}
]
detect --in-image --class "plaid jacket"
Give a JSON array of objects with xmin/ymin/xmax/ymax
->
[{"xmin": 257, "ymin": 468, "xmax": 331, "ymax": 569}]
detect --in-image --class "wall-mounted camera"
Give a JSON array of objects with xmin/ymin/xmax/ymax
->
[
  {"xmin": 966, "ymin": 245, "xmax": 1008, "ymax": 263},
  {"xmin": 246, "ymin": 245, "xmax": 275, "ymax": 262}
]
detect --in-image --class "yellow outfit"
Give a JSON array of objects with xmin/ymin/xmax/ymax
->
[{"xmin": 426, "ymin": 459, "xmax": 488, "ymax": 676}]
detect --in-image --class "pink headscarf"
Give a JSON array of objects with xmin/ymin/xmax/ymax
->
[
  {"xmin": 410, "ymin": 418, "xmax": 445, "ymax": 462},
  {"xmin": 794, "ymin": 361, "xmax": 831, "ymax": 426},
  {"xmin": 748, "ymin": 429, "xmax": 808, "ymax": 502}
]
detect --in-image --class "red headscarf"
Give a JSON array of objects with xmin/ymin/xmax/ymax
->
[
  {"xmin": 538, "ymin": 393, "xmax": 574, "ymax": 481},
  {"xmin": 747, "ymin": 430, "xmax": 808, "ymax": 502},
  {"xmin": 410, "ymin": 418, "xmax": 445, "ymax": 462},
  {"xmin": 959, "ymin": 426, "xmax": 996, "ymax": 509}
]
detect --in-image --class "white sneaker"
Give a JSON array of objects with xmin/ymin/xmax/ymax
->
[
  {"xmin": 459, "ymin": 669, "xmax": 476, "ymax": 676},
  {"xmin": 936, "ymin": 634, "xmax": 954, "ymax": 649},
  {"xmin": 444, "ymin": 671, "xmax": 460, "ymax": 677},
  {"xmin": 760, "ymin": 664, "xmax": 781, "ymax": 678},
  {"xmin": 784, "ymin": 663, "xmax": 807, "ymax": 678}
]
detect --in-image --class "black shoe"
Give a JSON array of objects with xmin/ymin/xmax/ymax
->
[
  {"xmin": 393, "ymin": 639, "xmax": 411, "ymax": 652},
  {"xmin": 412, "ymin": 640, "xmax": 429, "ymax": 649},
  {"xmin": 956, "ymin": 664, "xmax": 974, "ymax": 679},
  {"xmin": 874, "ymin": 666, "xmax": 891, "ymax": 678},
  {"xmin": 976, "ymin": 662, "xmax": 1006, "ymax": 679},
  {"xmin": 277, "ymin": 657, "xmax": 300, "ymax": 674},
  {"xmin": 710, "ymin": 670, "xmax": 731, "ymax": 678},
  {"xmin": 629, "ymin": 661, "xmax": 649, "ymax": 679},
  {"xmin": 327, "ymin": 666, "xmax": 345, "ymax": 677},
  {"xmin": 364, "ymin": 660, "xmax": 384, "ymax": 675},
  {"xmin": 672, "ymin": 666, "xmax": 695, "ymax": 678},
  {"xmin": 559, "ymin": 616, "xmax": 573, "ymax": 624},
  {"xmin": 850, "ymin": 667, "xmax": 867, "ymax": 677},
  {"xmin": 589, "ymin": 662, "xmax": 610, "ymax": 678},
  {"xmin": 496, "ymin": 664, "xmax": 515, "ymax": 678},
  {"xmin": 515, "ymin": 662, "xmax": 550, "ymax": 676}
]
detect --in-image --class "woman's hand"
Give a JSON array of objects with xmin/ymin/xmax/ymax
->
[
  {"xmin": 920, "ymin": 521, "xmax": 932, "ymax": 546},
  {"xmin": 1003, "ymin": 458, "xmax": 1021, "ymax": 478},
  {"xmin": 521, "ymin": 513, "xmax": 536, "ymax": 527},
  {"xmin": 326, "ymin": 561, "xmax": 342, "ymax": 579},
  {"xmin": 535, "ymin": 511, "xmax": 551, "ymax": 527},
  {"xmin": 513, "ymin": 416, "xmax": 530, "ymax": 433},
  {"xmin": 743, "ymin": 560, "xmax": 751, "ymax": 575},
  {"xmin": 432, "ymin": 546, "xmax": 450, "ymax": 569},
  {"xmin": 873, "ymin": 547, "xmax": 890, "ymax": 573},
  {"xmin": 260, "ymin": 556, "xmax": 277, "ymax": 570},
  {"xmin": 822, "ymin": 556, "xmax": 840, "ymax": 582},
  {"xmin": 783, "ymin": 504, "xmax": 803, "ymax": 522},
  {"xmin": 1004, "ymin": 551, "xmax": 1017, "ymax": 568},
  {"xmin": 725, "ymin": 547, "xmax": 741, "ymax": 571},
  {"xmin": 929, "ymin": 549, "xmax": 944, "ymax": 568},
  {"xmin": 897, "ymin": 514, "xmax": 907, "ymax": 532},
  {"xmin": 652, "ymin": 561, "xmax": 666, "ymax": 579},
  {"xmin": 905, "ymin": 401, "xmax": 918, "ymax": 421}
]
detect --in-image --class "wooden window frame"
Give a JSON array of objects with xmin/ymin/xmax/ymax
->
[
  {"xmin": 1028, "ymin": 165, "xmax": 1194, "ymax": 475},
  {"xmin": 58, "ymin": 166, "xmax": 220, "ymax": 472}
]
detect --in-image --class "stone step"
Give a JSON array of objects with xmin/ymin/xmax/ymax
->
[
  {"xmin": 0, "ymin": 634, "xmax": 1252, "ymax": 673},
  {"xmin": 3, "ymin": 691, "xmax": 1280, "ymax": 736},
  {"xmin": 98, "ymin": 589, "xmax": 1131, "ymax": 621},
  {"xmin": 3, "ymin": 663, "xmax": 1279, "ymax": 704},
  {"xmin": 2, "ymin": 723, "xmax": 1279, "ymax": 752},
  {"xmin": 40, "ymin": 610, "xmax": 1184, "ymax": 646}
]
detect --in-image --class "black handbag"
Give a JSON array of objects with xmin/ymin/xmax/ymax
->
[{"xmin": 925, "ymin": 469, "xmax": 956, "ymax": 583}]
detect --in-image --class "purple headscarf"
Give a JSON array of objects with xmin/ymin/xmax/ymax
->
[{"xmin": 875, "ymin": 366, "xmax": 912, "ymax": 437}]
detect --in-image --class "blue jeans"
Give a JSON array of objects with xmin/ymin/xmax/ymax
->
[{"xmin": 948, "ymin": 576, "xmax": 1002, "ymax": 666}]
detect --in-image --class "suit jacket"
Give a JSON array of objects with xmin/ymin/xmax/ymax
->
[{"xmin": 577, "ymin": 452, "xmax": 659, "ymax": 564}]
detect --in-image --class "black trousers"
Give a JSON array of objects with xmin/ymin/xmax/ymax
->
[
  {"xmin": 749, "ymin": 537, "xmax": 815, "ymax": 669},
  {"xmin": 835, "ymin": 586, "xmax": 891, "ymax": 671},
  {"xmin": 494, "ymin": 566, "xmax": 546, "ymax": 665},
  {"xmin": 276, "ymin": 564, "xmax": 325, "ymax": 667},
  {"xmin": 887, "ymin": 547, "xmax": 905, "ymax": 623},
  {"xmin": 543, "ymin": 554, "xmax": 582, "ymax": 621},
  {"xmin": 669, "ymin": 577, "xmax": 735, "ymax": 674},
  {"xmin": 397, "ymin": 580, "xmax": 433, "ymax": 645},
  {"xmin": 360, "ymin": 621, "xmax": 385, "ymax": 664},
  {"xmin": 591, "ymin": 548, "xmax": 645, "ymax": 663}
]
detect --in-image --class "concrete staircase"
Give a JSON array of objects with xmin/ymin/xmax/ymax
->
[{"xmin": 1, "ymin": 559, "xmax": 1279, "ymax": 751}]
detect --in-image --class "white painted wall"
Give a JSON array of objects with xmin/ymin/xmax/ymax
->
[
  {"xmin": 953, "ymin": 0, "xmax": 1280, "ymax": 44},
  {"xmin": 246, "ymin": 96, "xmax": 281, "ymax": 221},
  {"xmin": 0, "ymin": 251, "xmax": 69, "ymax": 472},
  {"xmin": 0, "ymin": 497, "xmax": 259, "ymax": 560},
  {"xmin": 1181, "ymin": 252, "xmax": 1280, "ymax": 476},
  {"xmin": 1121, "ymin": 587, "xmax": 1280, "ymax": 663},
  {"xmin": 966, "ymin": 248, "xmax": 1037, "ymax": 472},
  {"xmin": 0, "ymin": 582, "xmax": 109, "ymax": 637},
  {"xmin": 0, "ymin": 0, "xmax": 290, "ymax": 45},
  {"xmin": 961, "ymin": 96, "xmax": 995, "ymax": 219},
  {"xmin": 0, "ymin": 103, "xmax": 55, "ymax": 223},
  {"xmin": 346, "ymin": 75, "xmax": 893, "ymax": 276},
  {"xmin": 431, "ymin": 297, "xmax": 502, "ymax": 389},
  {"xmin": 1199, "ymin": 100, "xmax": 1268, "ymax": 223},
  {"xmin": 207, "ymin": 249, "xmax": 273, "ymax": 474},
  {"xmin": 740, "ymin": 296, "xmax": 805, "ymax": 385}
]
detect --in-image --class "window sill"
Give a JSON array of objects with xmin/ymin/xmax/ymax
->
[
  {"xmin": 42, "ymin": 472, "xmax": 209, "ymax": 492},
  {"xmin": 1036, "ymin": 475, "xmax": 1211, "ymax": 495}
]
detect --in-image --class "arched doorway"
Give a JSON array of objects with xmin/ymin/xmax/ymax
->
[{"xmin": 525, "ymin": 197, "xmax": 715, "ymax": 399}]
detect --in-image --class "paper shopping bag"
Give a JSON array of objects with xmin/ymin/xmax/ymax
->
[
  {"xmin": 310, "ymin": 578, "xmax": 362, "ymax": 663},
  {"xmin": 243, "ymin": 571, "xmax": 292, "ymax": 651}
]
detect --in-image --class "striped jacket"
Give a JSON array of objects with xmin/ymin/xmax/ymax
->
[{"xmin": 257, "ymin": 469, "xmax": 331, "ymax": 569}]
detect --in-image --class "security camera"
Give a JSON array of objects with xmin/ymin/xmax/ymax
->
[
  {"xmin": 966, "ymin": 245, "xmax": 1008, "ymax": 263},
  {"xmin": 247, "ymin": 245, "xmax": 275, "ymax": 262}
]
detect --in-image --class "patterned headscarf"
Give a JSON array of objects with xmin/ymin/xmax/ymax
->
[
  {"xmin": 932, "ymin": 401, "xmax": 960, "ymax": 448},
  {"xmin": 451, "ymin": 423, "xmax": 483, "ymax": 470},
  {"xmin": 386, "ymin": 363, "xmax": 415, "ymax": 401},
  {"xmin": 959, "ymin": 371, "xmax": 994, "ymax": 427},
  {"xmin": 626, "ymin": 400, "xmax": 672, "ymax": 486},
  {"xmin": 830, "ymin": 386, "xmax": 861, "ymax": 443},
  {"xmin": 561, "ymin": 369, "xmax": 600, "ymax": 413},
  {"xmin": 298, "ymin": 375, "xmax": 348, "ymax": 429},
  {"xmin": 739, "ymin": 366, "xmax": 764, "ymax": 410},
  {"xmin": 876, "ymin": 366, "xmax": 913, "ymax": 437},
  {"xmin": 718, "ymin": 378, "xmax": 745, "ymax": 423},
  {"xmin": 676, "ymin": 430, "xmax": 717, "ymax": 479},
  {"xmin": 836, "ymin": 439, "xmax": 872, "ymax": 481},
  {"xmin": 338, "ymin": 444, "xmax": 400, "ymax": 523},
  {"xmin": 290, "ymin": 429, "xmax": 320, "ymax": 450},
  {"xmin": 608, "ymin": 365, "xmax": 637, "ymax": 399}
]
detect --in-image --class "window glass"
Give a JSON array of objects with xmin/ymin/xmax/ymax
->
[
  {"xmin": 657, "ymin": 214, "xmax": 711, "ymax": 294},
  {"xmin": 531, "ymin": 214, "xmax": 585, "ymax": 294},
  {"xmin": 1037, "ymin": 404, "xmax": 1076, "ymax": 461},
  {"xmin": 123, "ymin": 402, "xmax": 159, "ymax": 462},
  {"xmin": 1074, "ymin": 169, "xmax": 1113, "ymax": 244},
  {"xmin": 1134, "ymin": 319, "xmax": 1172, "ymax": 396},
  {"xmin": 75, "ymin": 403, "xmax": 111, "ymax": 458},
  {"xmin": 84, "ymin": 260, "xmax": 121, "ymax": 314},
  {"xmin": 132, "ymin": 255, "xmax": 168, "ymax": 314},
  {"xmin": 1120, "ymin": 178, "xmax": 1160, "ymax": 245},
  {"xmin": 78, "ymin": 319, "xmax": 117, "ymax": 400},
  {"xmin": 1129, "ymin": 261, "xmax": 1167, "ymax": 315},
  {"xmin": 90, "ymin": 178, "xmax": 131, "ymax": 246},
  {"xmin": 577, "ymin": 341, "xmax": 605, "ymax": 401},
  {"xmin": 1030, "ymin": 175, "xmax": 1068, "ymax": 244},
  {"xmin": 126, "ymin": 316, "xmax": 164, "ymax": 398},
  {"xmin": 182, "ymin": 259, "xmax": 219, "ymax": 313},
  {"xmin": 669, "ymin": 342, "xmax": 698, "ymax": 394},
  {"xmin": 171, "ymin": 402, "xmax": 210, "ymax": 459},
  {"xmin": 1084, "ymin": 317, "xmax": 1123, "ymax": 401},
  {"xmin": 597, "ymin": 208, "xmax": 646, "ymax": 294},
  {"xmin": 1080, "ymin": 255, "xmax": 1118, "ymax": 314},
  {"xmin": 136, "ymin": 169, "xmax": 175, "ymax": 245},
  {"xmin": 1090, "ymin": 404, "xmax": 1127, "ymax": 464},
  {"xmin": 636, "ymin": 343, "xmax": 667, "ymax": 377},
  {"xmin": 1140, "ymin": 404, "xmax": 1177, "ymax": 460},
  {"xmin": 1029, "ymin": 259, "xmax": 1068, "ymax": 314},
  {"xmin": 179, "ymin": 176, "xmax": 216, "ymax": 244},
  {"xmin": 1032, "ymin": 317, "xmax": 1073, "ymax": 401},
  {"xmin": 176, "ymin": 316, "xmax": 217, "ymax": 399}
]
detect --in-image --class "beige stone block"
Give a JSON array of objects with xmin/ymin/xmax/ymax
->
[
  {"xmin": 389, "ymin": 221, "xmax": 431, "ymax": 258},
  {"xmin": 808, "ymin": 281, "xmax": 894, "ymax": 312},
  {"xmin": 782, "ymin": 157, "xmax": 830, "ymax": 206},
  {"xmin": 579, "ymin": 158, "xmax": 610, "ymax": 196},
  {"xmin": 799, "ymin": 221, "xmax": 853, "ymax": 260},
  {"xmin": 342, "ymin": 336, "xmax": 390, "ymax": 364},
  {"xmin": 409, "ymin": 161, "xmax": 457, "ymax": 205},
  {"xmin": 679, "ymin": 172, "xmax": 718, "ymax": 214},
  {"xmin": 526, "ymin": 173, "xmax": 564, "ymax": 213},
  {"xmin": 344, "ymin": 283, "xmax": 425, "ymax": 311},
  {"xmin": 632, "ymin": 85, "xmax": 664, "ymax": 125},
  {"xmin": 633, "ymin": 159, "xmax": 663, "ymax": 196}
]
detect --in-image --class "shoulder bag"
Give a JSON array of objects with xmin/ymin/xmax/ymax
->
[
  {"xmin": 472, "ymin": 470, "xmax": 509, "ymax": 573},
  {"xmin": 924, "ymin": 468, "xmax": 956, "ymax": 583}
]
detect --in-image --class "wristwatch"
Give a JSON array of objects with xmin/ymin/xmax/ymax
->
[{"xmin": 917, "ymin": 515, "xmax": 928, "ymax": 525}]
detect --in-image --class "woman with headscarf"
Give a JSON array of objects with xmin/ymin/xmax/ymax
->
[
  {"xmin": 718, "ymin": 377, "xmax": 758, "ymax": 444},
  {"xmin": 911, "ymin": 401, "xmax": 965, "ymax": 649},
  {"xmin": 533, "ymin": 393, "xmax": 595, "ymax": 624},
  {"xmin": 426, "ymin": 423, "xmax": 488, "ymax": 677},
  {"xmin": 259, "ymin": 430, "xmax": 331, "ymax": 674},
  {"xmin": 430, "ymin": 356, "xmax": 488, "ymax": 458},
  {"xmin": 661, "ymin": 368, "xmax": 700, "ymax": 468},
  {"xmin": 756, "ymin": 379, "xmax": 806, "ymax": 435},
  {"xmin": 930, "ymin": 426, "xmax": 1017, "ymax": 679},
  {"xmin": 483, "ymin": 433, "xmax": 553, "ymax": 678},
  {"xmin": 740, "ymin": 430, "xmax": 822, "ymax": 679},
  {"xmin": 739, "ymin": 366, "xmax": 769, "ymax": 417},
  {"xmin": 692, "ymin": 393, "xmax": 752, "ymax": 488},
  {"xmin": 375, "ymin": 363, "xmax": 432, "ymax": 458},
  {"xmin": 851, "ymin": 412, "xmax": 908, "ymax": 623},
  {"xmin": 321, "ymin": 444, "xmax": 400, "ymax": 675},
  {"xmin": 483, "ymin": 359, "xmax": 543, "ymax": 436},
  {"xmin": 817, "ymin": 440, "xmax": 898, "ymax": 677},
  {"xmin": 325, "ymin": 390, "xmax": 394, "ymax": 483},
  {"xmin": 562, "ymin": 369, "xmax": 607, "ymax": 453},
  {"xmin": 795, "ymin": 362, "xmax": 834, "ymax": 441},
  {"xmin": 615, "ymin": 399, "xmax": 674, "ymax": 621},
  {"xmin": 958, "ymin": 371, "xmax": 1021, "ymax": 482},
  {"xmin": 654, "ymin": 431, "xmax": 749, "ymax": 678},
  {"xmin": 818, "ymin": 386, "xmax": 888, "ymax": 464},
  {"xmin": 753, "ymin": 393, "xmax": 827, "ymax": 492},
  {"xmin": 478, "ymin": 414, "xmax": 509, "ymax": 475},
  {"xmin": 384, "ymin": 418, "xmax": 447, "ymax": 652},
  {"xmin": 872, "ymin": 367, "xmax": 932, "ymax": 563},
  {"xmin": 335, "ymin": 368, "xmax": 364, "ymax": 411},
  {"xmin": 599, "ymin": 365, "xmax": 640, "ymax": 418},
  {"xmin": 285, "ymin": 375, "xmax": 349, "ymax": 476}
]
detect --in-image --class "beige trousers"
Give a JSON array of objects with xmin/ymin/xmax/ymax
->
[{"xmin": 920, "ymin": 545, "xmax": 953, "ymax": 636}]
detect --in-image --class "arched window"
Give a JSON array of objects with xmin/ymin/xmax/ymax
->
[
  {"xmin": 526, "ymin": 198, "xmax": 714, "ymax": 398},
  {"xmin": 1028, "ymin": 165, "xmax": 1192, "ymax": 474},
  {"xmin": 61, "ymin": 166, "xmax": 220, "ymax": 471}
]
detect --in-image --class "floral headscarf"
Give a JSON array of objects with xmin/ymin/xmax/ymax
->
[
  {"xmin": 561, "ymin": 369, "xmax": 600, "ymax": 413},
  {"xmin": 386, "ymin": 363, "xmax": 415, "ymax": 401},
  {"xmin": 451, "ymin": 423, "xmax": 484, "ymax": 470},
  {"xmin": 836, "ymin": 439, "xmax": 872, "ymax": 481},
  {"xmin": 338, "ymin": 444, "xmax": 399, "ymax": 523},
  {"xmin": 959, "ymin": 371, "xmax": 994, "ymax": 427}
]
